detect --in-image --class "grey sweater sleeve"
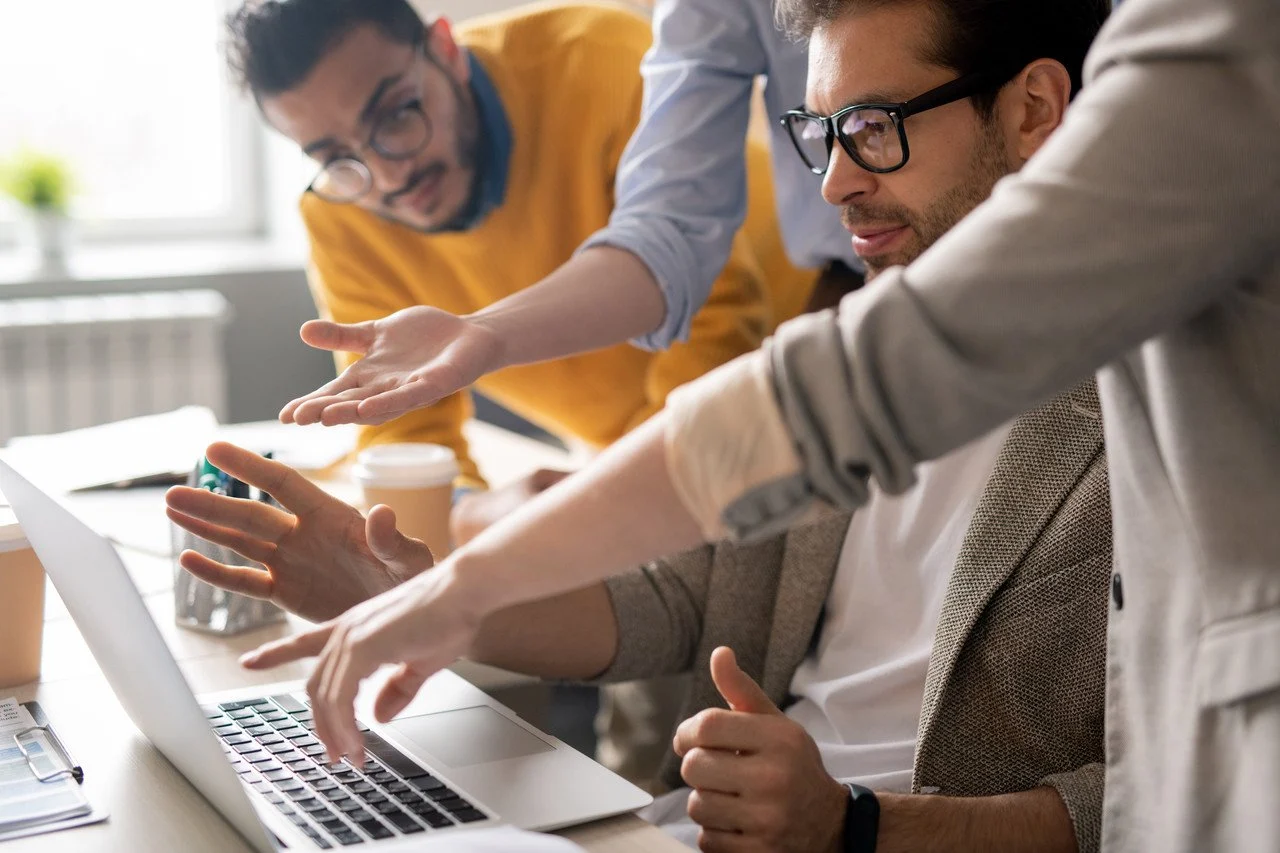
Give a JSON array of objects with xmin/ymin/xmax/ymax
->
[
  {"xmin": 1042, "ymin": 763, "xmax": 1105, "ymax": 853},
  {"xmin": 595, "ymin": 544, "xmax": 716, "ymax": 683},
  {"xmin": 722, "ymin": 0, "xmax": 1280, "ymax": 536}
]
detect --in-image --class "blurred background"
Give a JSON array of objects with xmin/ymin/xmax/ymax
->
[{"xmin": 0, "ymin": 0, "xmax": 653, "ymax": 441}]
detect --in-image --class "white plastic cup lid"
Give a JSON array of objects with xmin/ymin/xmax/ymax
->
[{"xmin": 352, "ymin": 443, "xmax": 460, "ymax": 489}]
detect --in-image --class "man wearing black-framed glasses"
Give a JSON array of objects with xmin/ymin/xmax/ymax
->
[{"xmin": 777, "ymin": 25, "xmax": 1078, "ymax": 283}]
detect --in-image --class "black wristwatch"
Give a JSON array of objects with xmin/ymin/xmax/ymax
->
[{"xmin": 841, "ymin": 783, "xmax": 880, "ymax": 853}]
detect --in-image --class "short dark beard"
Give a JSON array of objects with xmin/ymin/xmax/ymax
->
[
  {"xmin": 378, "ymin": 50, "xmax": 485, "ymax": 235},
  {"xmin": 845, "ymin": 111, "xmax": 1016, "ymax": 281}
]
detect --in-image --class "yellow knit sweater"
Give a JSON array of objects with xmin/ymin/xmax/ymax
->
[{"xmin": 302, "ymin": 1, "xmax": 817, "ymax": 485}]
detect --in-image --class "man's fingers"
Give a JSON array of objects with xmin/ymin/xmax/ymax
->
[
  {"xmin": 299, "ymin": 319, "xmax": 376, "ymax": 356},
  {"xmin": 292, "ymin": 387, "xmax": 379, "ymax": 427},
  {"xmin": 675, "ymin": 708, "xmax": 770, "ymax": 756},
  {"xmin": 372, "ymin": 663, "xmax": 431, "ymax": 723},
  {"xmin": 279, "ymin": 373, "xmax": 360, "ymax": 424},
  {"xmin": 240, "ymin": 625, "xmax": 332, "ymax": 669},
  {"xmin": 697, "ymin": 828, "xmax": 756, "ymax": 853},
  {"xmin": 354, "ymin": 379, "xmax": 446, "ymax": 422},
  {"xmin": 366, "ymin": 505, "xmax": 435, "ymax": 573},
  {"xmin": 686, "ymin": 789, "xmax": 748, "ymax": 834},
  {"xmin": 178, "ymin": 550, "xmax": 273, "ymax": 600},
  {"xmin": 319, "ymin": 400, "xmax": 365, "ymax": 427},
  {"xmin": 315, "ymin": 630, "xmax": 371, "ymax": 768},
  {"xmin": 166, "ymin": 507, "xmax": 277, "ymax": 565},
  {"xmin": 709, "ymin": 647, "xmax": 780, "ymax": 716},
  {"xmin": 204, "ymin": 442, "xmax": 334, "ymax": 517},
  {"xmin": 167, "ymin": 481, "xmax": 292, "ymax": 541},
  {"xmin": 680, "ymin": 747, "xmax": 745, "ymax": 794}
]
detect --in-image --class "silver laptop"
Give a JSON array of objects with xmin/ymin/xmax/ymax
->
[{"xmin": 0, "ymin": 459, "xmax": 650, "ymax": 851}]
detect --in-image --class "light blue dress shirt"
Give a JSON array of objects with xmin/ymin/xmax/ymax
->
[{"xmin": 581, "ymin": 0, "xmax": 859, "ymax": 350}]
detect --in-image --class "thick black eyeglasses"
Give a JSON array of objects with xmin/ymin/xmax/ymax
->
[{"xmin": 780, "ymin": 67, "xmax": 1018, "ymax": 175}]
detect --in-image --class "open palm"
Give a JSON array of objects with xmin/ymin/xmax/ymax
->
[
  {"xmin": 165, "ymin": 442, "xmax": 435, "ymax": 623},
  {"xmin": 280, "ymin": 306, "xmax": 505, "ymax": 428}
]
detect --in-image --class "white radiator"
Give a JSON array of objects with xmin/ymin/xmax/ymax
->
[{"xmin": 0, "ymin": 290, "xmax": 230, "ymax": 444}]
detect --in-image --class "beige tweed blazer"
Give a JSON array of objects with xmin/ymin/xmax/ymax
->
[{"xmin": 599, "ymin": 382, "xmax": 1111, "ymax": 853}]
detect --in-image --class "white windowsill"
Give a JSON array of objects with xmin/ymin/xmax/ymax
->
[{"xmin": 0, "ymin": 237, "xmax": 308, "ymax": 289}]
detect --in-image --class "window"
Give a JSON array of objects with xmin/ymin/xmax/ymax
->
[{"xmin": 0, "ymin": 0, "xmax": 263, "ymax": 243}]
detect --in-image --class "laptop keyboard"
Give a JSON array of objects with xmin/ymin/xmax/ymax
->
[{"xmin": 203, "ymin": 695, "xmax": 489, "ymax": 848}]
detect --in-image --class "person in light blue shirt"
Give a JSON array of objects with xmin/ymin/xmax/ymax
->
[
  {"xmin": 582, "ymin": 0, "xmax": 860, "ymax": 349},
  {"xmin": 276, "ymin": 2, "xmax": 861, "ymax": 430}
]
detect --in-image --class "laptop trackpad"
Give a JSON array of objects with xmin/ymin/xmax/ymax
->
[{"xmin": 388, "ymin": 705, "xmax": 554, "ymax": 769}]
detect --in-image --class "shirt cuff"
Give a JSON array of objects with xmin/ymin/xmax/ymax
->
[
  {"xmin": 664, "ymin": 349, "xmax": 808, "ymax": 540},
  {"xmin": 580, "ymin": 220, "xmax": 708, "ymax": 352}
]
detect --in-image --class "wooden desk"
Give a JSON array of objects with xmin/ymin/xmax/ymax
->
[{"xmin": 3, "ymin": 423, "xmax": 681, "ymax": 853}]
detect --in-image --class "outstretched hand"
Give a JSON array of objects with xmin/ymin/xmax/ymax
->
[
  {"xmin": 279, "ymin": 306, "xmax": 505, "ymax": 428},
  {"xmin": 165, "ymin": 441, "xmax": 435, "ymax": 622}
]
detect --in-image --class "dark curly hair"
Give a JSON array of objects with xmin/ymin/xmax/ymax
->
[{"xmin": 225, "ymin": 0, "xmax": 426, "ymax": 100}]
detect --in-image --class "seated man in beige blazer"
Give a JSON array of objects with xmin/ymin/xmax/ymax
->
[{"xmin": 166, "ymin": 2, "xmax": 1112, "ymax": 848}]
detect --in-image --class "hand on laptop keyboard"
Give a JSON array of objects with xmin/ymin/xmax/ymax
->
[
  {"xmin": 240, "ymin": 562, "xmax": 488, "ymax": 768},
  {"xmin": 206, "ymin": 695, "xmax": 489, "ymax": 846}
]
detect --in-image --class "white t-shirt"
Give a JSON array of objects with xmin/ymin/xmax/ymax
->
[
  {"xmin": 784, "ymin": 423, "xmax": 1011, "ymax": 792},
  {"xmin": 642, "ymin": 424, "xmax": 1011, "ymax": 845}
]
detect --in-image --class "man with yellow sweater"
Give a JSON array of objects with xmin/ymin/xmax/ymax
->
[{"xmin": 225, "ymin": 0, "xmax": 815, "ymax": 519}]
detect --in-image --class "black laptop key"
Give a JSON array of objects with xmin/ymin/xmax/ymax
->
[
  {"xmin": 418, "ymin": 810, "xmax": 453, "ymax": 829},
  {"xmin": 287, "ymin": 788, "xmax": 313, "ymax": 801},
  {"xmin": 300, "ymin": 799, "xmax": 329, "ymax": 814},
  {"xmin": 270, "ymin": 717, "xmax": 301, "ymax": 731},
  {"xmin": 383, "ymin": 781, "xmax": 411, "ymax": 795},
  {"xmin": 454, "ymin": 808, "xmax": 487, "ymax": 824},
  {"xmin": 393, "ymin": 791, "xmax": 422, "ymax": 806},
  {"xmin": 251, "ymin": 781, "xmax": 273, "ymax": 793},
  {"xmin": 219, "ymin": 700, "xmax": 255, "ymax": 712},
  {"xmin": 259, "ymin": 710, "xmax": 288, "ymax": 722},
  {"xmin": 349, "ymin": 781, "xmax": 375, "ymax": 795},
  {"xmin": 303, "ymin": 745, "xmax": 328, "ymax": 757},
  {"xmin": 273, "ymin": 801, "xmax": 293, "ymax": 814},
  {"xmin": 373, "ymin": 801, "xmax": 399, "ymax": 815},
  {"xmin": 266, "ymin": 742, "xmax": 294, "ymax": 755},
  {"xmin": 263, "ymin": 769, "xmax": 291, "ymax": 782},
  {"xmin": 233, "ymin": 743, "xmax": 263, "ymax": 756},
  {"xmin": 222, "ymin": 734, "xmax": 250, "ymax": 746},
  {"xmin": 257, "ymin": 734, "xmax": 285, "ymax": 746},
  {"xmin": 265, "ymin": 792, "xmax": 285, "ymax": 805},
  {"xmin": 332, "ymin": 830, "xmax": 362, "ymax": 846},
  {"xmin": 356, "ymin": 819, "xmax": 392, "ymax": 840},
  {"xmin": 298, "ymin": 769, "xmax": 326, "ymax": 782},
  {"xmin": 277, "ymin": 779, "xmax": 305, "ymax": 793},
  {"xmin": 337, "ymin": 800, "xmax": 365, "ymax": 813},
  {"xmin": 288, "ymin": 813, "xmax": 309, "ymax": 827},
  {"xmin": 228, "ymin": 708, "xmax": 256, "ymax": 720},
  {"xmin": 270, "ymin": 694, "xmax": 308, "ymax": 713},
  {"xmin": 283, "ymin": 729, "xmax": 311, "ymax": 741},
  {"xmin": 364, "ymin": 791, "xmax": 389, "ymax": 806},
  {"xmin": 320, "ymin": 816, "xmax": 347, "ymax": 831},
  {"xmin": 334, "ymin": 771, "xmax": 360, "ymax": 784},
  {"xmin": 363, "ymin": 740, "xmax": 425, "ymax": 780},
  {"xmin": 405, "ymin": 774, "xmax": 444, "ymax": 792},
  {"xmin": 304, "ymin": 827, "xmax": 333, "ymax": 849},
  {"xmin": 386, "ymin": 812, "xmax": 423, "ymax": 833},
  {"xmin": 314, "ymin": 780, "xmax": 341, "ymax": 795}
]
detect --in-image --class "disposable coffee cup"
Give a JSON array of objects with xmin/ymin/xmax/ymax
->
[
  {"xmin": 0, "ymin": 510, "xmax": 45, "ymax": 688},
  {"xmin": 353, "ymin": 444, "xmax": 459, "ymax": 560}
]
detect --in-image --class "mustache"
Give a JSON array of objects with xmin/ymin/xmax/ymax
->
[
  {"xmin": 383, "ymin": 164, "xmax": 444, "ymax": 208},
  {"xmin": 840, "ymin": 203, "xmax": 912, "ymax": 232}
]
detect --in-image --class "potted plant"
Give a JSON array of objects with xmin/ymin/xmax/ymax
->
[{"xmin": 1, "ymin": 150, "xmax": 76, "ymax": 273}]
